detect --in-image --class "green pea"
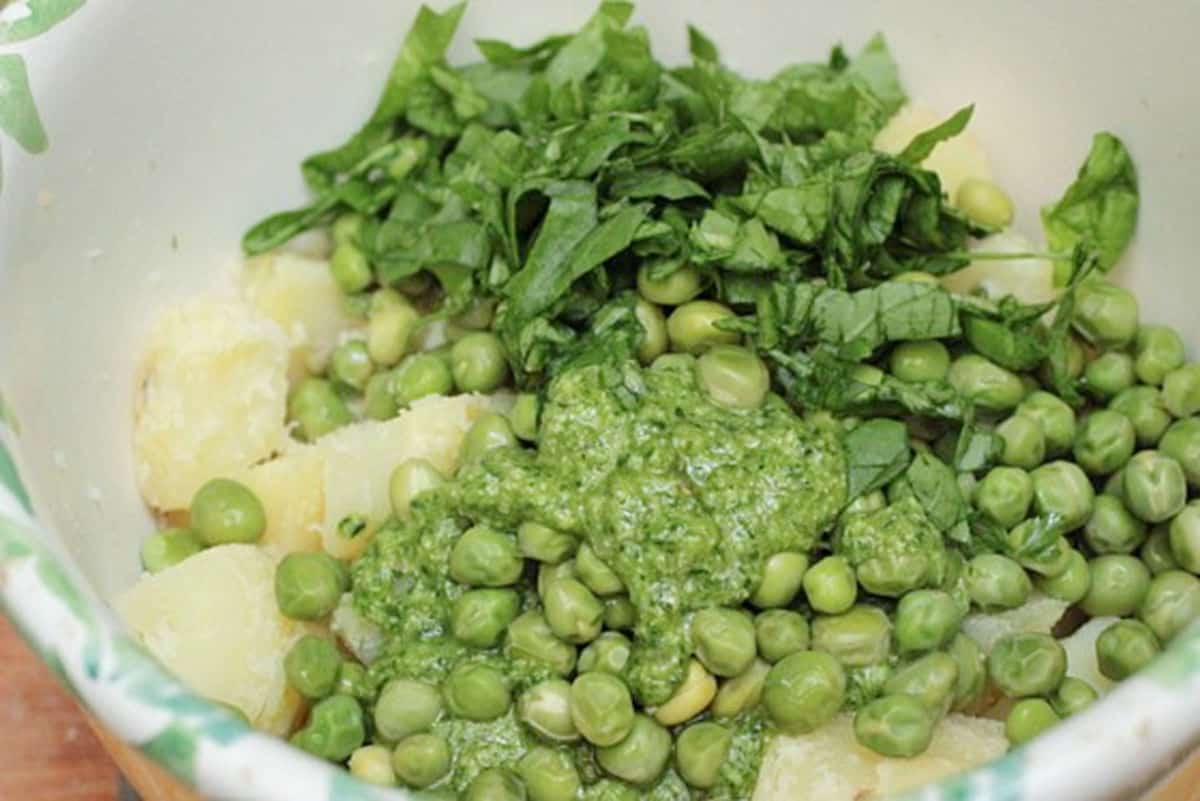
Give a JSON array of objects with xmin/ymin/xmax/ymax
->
[
  {"xmin": 755, "ymin": 610, "xmax": 811, "ymax": 664},
  {"xmin": 884, "ymin": 651, "xmax": 959, "ymax": 715},
  {"xmin": 649, "ymin": 352, "xmax": 697, "ymax": 373},
  {"xmin": 578, "ymin": 632, "xmax": 632, "ymax": 675},
  {"xmin": 330, "ymin": 242, "xmax": 373, "ymax": 293},
  {"xmin": 507, "ymin": 612, "xmax": 577, "ymax": 676},
  {"xmin": 569, "ymin": 672, "xmax": 635, "ymax": 747},
  {"xmin": 290, "ymin": 695, "xmax": 365, "ymax": 762},
  {"xmin": 635, "ymin": 299, "xmax": 669, "ymax": 365},
  {"xmin": 374, "ymin": 678, "xmax": 442, "ymax": 741},
  {"xmin": 452, "ymin": 589, "xmax": 521, "ymax": 648},
  {"xmin": 974, "ymin": 467, "xmax": 1034, "ymax": 528},
  {"xmin": 348, "ymin": 744, "xmax": 395, "ymax": 787},
  {"xmin": 987, "ymin": 633, "xmax": 1067, "ymax": 698},
  {"xmin": 596, "ymin": 714, "xmax": 673, "ymax": 785},
  {"xmin": 1073, "ymin": 280, "xmax": 1139, "ymax": 348},
  {"xmin": 604, "ymin": 597, "xmax": 637, "ymax": 630},
  {"xmin": 391, "ymin": 353, "xmax": 453, "ymax": 406},
  {"xmin": 691, "ymin": 608, "xmax": 757, "ymax": 677},
  {"xmin": 853, "ymin": 694, "xmax": 934, "ymax": 758},
  {"xmin": 811, "ymin": 605, "xmax": 893, "ymax": 667},
  {"xmin": 287, "ymin": 378, "xmax": 352, "ymax": 442},
  {"xmin": 895, "ymin": 590, "xmax": 962, "ymax": 655},
  {"xmin": 450, "ymin": 525, "xmax": 524, "ymax": 587},
  {"xmin": 1074, "ymin": 410, "xmax": 1136, "ymax": 476},
  {"xmin": 1040, "ymin": 334, "xmax": 1087, "ymax": 385},
  {"xmin": 1018, "ymin": 392, "xmax": 1077, "ymax": 456},
  {"xmin": 1133, "ymin": 325, "xmax": 1185, "ymax": 386},
  {"xmin": 451, "ymin": 332, "xmax": 510, "ymax": 393},
  {"xmin": 1123, "ymin": 450, "xmax": 1187, "ymax": 523},
  {"xmin": 1142, "ymin": 526, "xmax": 1181, "ymax": 575},
  {"xmin": 666, "ymin": 300, "xmax": 739, "ymax": 354},
  {"xmin": 1083, "ymin": 494, "xmax": 1147, "ymax": 554},
  {"xmin": 763, "ymin": 651, "xmax": 846, "ymax": 734},
  {"xmin": 1035, "ymin": 548, "xmax": 1092, "ymax": 604},
  {"xmin": 1138, "ymin": 570, "xmax": 1200, "ymax": 642},
  {"xmin": 948, "ymin": 633, "xmax": 986, "ymax": 711},
  {"xmin": 518, "ymin": 746, "xmax": 581, "ymax": 801},
  {"xmin": 363, "ymin": 371, "xmax": 399, "ymax": 420},
  {"xmin": 955, "ymin": 178, "xmax": 1015, "ymax": 228},
  {"xmin": 1080, "ymin": 554, "xmax": 1151, "ymax": 617},
  {"xmin": 750, "ymin": 552, "xmax": 809, "ymax": 609},
  {"xmin": 336, "ymin": 662, "xmax": 372, "ymax": 701},
  {"xmin": 191, "ymin": 478, "xmax": 266, "ymax": 546},
  {"xmin": 1159, "ymin": 418, "xmax": 1200, "ymax": 488},
  {"xmin": 1163, "ymin": 364, "xmax": 1200, "ymax": 418},
  {"xmin": 1170, "ymin": 502, "xmax": 1200, "ymax": 573},
  {"xmin": 392, "ymin": 733, "xmax": 450, "ymax": 789},
  {"xmin": 1096, "ymin": 619, "xmax": 1161, "ymax": 681},
  {"xmin": 889, "ymin": 340, "xmax": 951, "ymax": 383},
  {"xmin": 1005, "ymin": 698, "xmax": 1060, "ymax": 746},
  {"xmin": 388, "ymin": 458, "xmax": 445, "ymax": 521},
  {"xmin": 695, "ymin": 345, "xmax": 769, "ymax": 409},
  {"xmin": 967, "ymin": 554, "xmax": 1032, "ymax": 610},
  {"xmin": 140, "ymin": 527, "xmax": 204, "ymax": 573},
  {"xmin": 1110, "ymin": 387, "xmax": 1172, "ymax": 447},
  {"xmin": 284, "ymin": 635, "xmax": 341, "ymax": 700},
  {"xmin": 1102, "ymin": 466, "xmax": 1127, "ymax": 502},
  {"xmin": 518, "ymin": 679, "xmax": 579, "ymax": 743},
  {"xmin": 465, "ymin": 768, "xmax": 526, "ymax": 801},
  {"xmin": 995, "ymin": 416, "xmax": 1045, "ymax": 470},
  {"xmin": 443, "ymin": 662, "xmax": 510, "ymax": 721},
  {"xmin": 331, "ymin": 212, "xmax": 366, "ymax": 247},
  {"xmin": 1084, "ymin": 351, "xmax": 1135, "ymax": 400},
  {"xmin": 1051, "ymin": 677, "xmax": 1099, "ymax": 718},
  {"xmin": 367, "ymin": 290, "xmax": 420, "ymax": 367},
  {"xmin": 274, "ymin": 552, "xmax": 347, "ymax": 620},
  {"xmin": 802, "ymin": 555, "xmax": 858, "ymax": 615},
  {"xmin": 637, "ymin": 262, "xmax": 703, "ymax": 306},
  {"xmin": 518, "ymin": 522, "xmax": 576, "ymax": 564},
  {"xmin": 510, "ymin": 394, "xmax": 540, "ymax": 442},
  {"xmin": 711, "ymin": 659, "xmax": 770, "ymax": 719},
  {"xmin": 537, "ymin": 559, "xmax": 576, "ymax": 598},
  {"xmin": 947, "ymin": 354, "xmax": 1026, "ymax": 412},
  {"xmin": 328, "ymin": 340, "xmax": 374, "ymax": 392},
  {"xmin": 461, "ymin": 412, "xmax": 519, "ymax": 466},
  {"xmin": 575, "ymin": 543, "xmax": 625, "ymax": 596},
  {"xmin": 670, "ymin": 721, "xmax": 733, "ymax": 790},
  {"xmin": 1031, "ymin": 460, "xmax": 1095, "ymax": 531},
  {"xmin": 543, "ymin": 579, "xmax": 604, "ymax": 644}
]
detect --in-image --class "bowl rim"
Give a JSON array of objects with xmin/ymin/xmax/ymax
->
[{"xmin": 0, "ymin": 3, "xmax": 1199, "ymax": 800}]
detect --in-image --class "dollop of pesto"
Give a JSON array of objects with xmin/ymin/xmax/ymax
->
[{"xmin": 352, "ymin": 361, "xmax": 845, "ymax": 795}]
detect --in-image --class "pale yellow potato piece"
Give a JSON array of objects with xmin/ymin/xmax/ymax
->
[
  {"xmin": 942, "ymin": 231, "xmax": 1059, "ymax": 306},
  {"xmin": 134, "ymin": 298, "xmax": 289, "ymax": 510},
  {"xmin": 235, "ymin": 447, "xmax": 325, "ymax": 554},
  {"xmin": 317, "ymin": 393, "xmax": 509, "ymax": 560},
  {"xmin": 874, "ymin": 105, "xmax": 992, "ymax": 200},
  {"xmin": 754, "ymin": 714, "xmax": 1007, "ymax": 801},
  {"xmin": 115, "ymin": 544, "xmax": 310, "ymax": 735},
  {"xmin": 240, "ymin": 251, "xmax": 362, "ymax": 380},
  {"xmin": 962, "ymin": 592, "xmax": 1069, "ymax": 653}
]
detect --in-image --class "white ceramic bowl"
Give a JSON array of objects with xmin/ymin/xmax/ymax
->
[{"xmin": 1, "ymin": 2, "xmax": 1199, "ymax": 800}]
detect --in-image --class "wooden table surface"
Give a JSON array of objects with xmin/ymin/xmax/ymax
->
[{"xmin": 2, "ymin": 613, "xmax": 1197, "ymax": 801}]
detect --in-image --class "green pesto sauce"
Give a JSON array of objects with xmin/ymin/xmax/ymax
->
[{"xmin": 351, "ymin": 361, "xmax": 845, "ymax": 798}]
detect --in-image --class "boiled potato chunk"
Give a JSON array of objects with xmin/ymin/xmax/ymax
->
[
  {"xmin": 754, "ymin": 714, "xmax": 1006, "ymax": 801},
  {"xmin": 942, "ymin": 231, "xmax": 1058, "ymax": 306},
  {"xmin": 236, "ymin": 447, "xmax": 325, "ymax": 554},
  {"xmin": 317, "ymin": 393, "xmax": 504, "ymax": 560},
  {"xmin": 134, "ymin": 298, "xmax": 289, "ymax": 510},
  {"xmin": 115, "ymin": 544, "xmax": 310, "ymax": 735},
  {"xmin": 240, "ymin": 251, "xmax": 362, "ymax": 380},
  {"xmin": 962, "ymin": 592, "xmax": 1069, "ymax": 653},
  {"xmin": 874, "ymin": 105, "xmax": 992, "ymax": 200}
]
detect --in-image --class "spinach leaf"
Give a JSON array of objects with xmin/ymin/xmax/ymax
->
[
  {"xmin": 1041, "ymin": 132, "xmax": 1139, "ymax": 275},
  {"xmin": 608, "ymin": 168, "xmax": 709, "ymax": 201},
  {"xmin": 904, "ymin": 451, "xmax": 966, "ymax": 533},
  {"xmin": 687, "ymin": 25, "xmax": 720, "ymax": 63},
  {"xmin": 962, "ymin": 315, "xmax": 1047, "ymax": 371},
  {"xmin": 898, "ymin": 105, "xmax": 974, "ymax": 164},
  {"xmin": 842, "ymin": 418, "xmax": 911, "ymax": 499},
  {"xmin": 813, "ymin": 281, "xmax": 960, "ymax": 358}
]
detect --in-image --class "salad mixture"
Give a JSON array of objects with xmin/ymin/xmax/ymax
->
[{"xmin": 118, "ymin": 3, "xmax": 1200, "ymax": 800}]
